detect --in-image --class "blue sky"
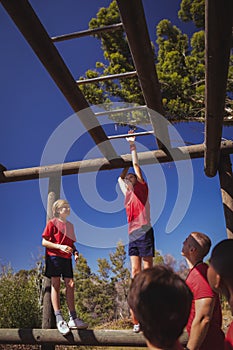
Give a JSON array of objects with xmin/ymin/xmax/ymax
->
[{"xmin": 0, "ymin": 0, "xmax": 232, "ymax": 273}]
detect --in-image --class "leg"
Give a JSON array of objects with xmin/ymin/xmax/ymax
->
[
  {"xmin": 142, "ymin": 256, "xmax": 153, "ymax": 270},
  {"xmin": 51, "ymin": 276, "xmax": 70, "ymax": 335},
  {"xmin": 51, "ymin": 276, "xmax": 61, "ymax": 312},
  {"xmin": 129, "ymin": 257, "xmax": 141, "ymax": 333},
  {"xmin": 64, "ymin": 277, "xmax": 75, "ymax": 312},
  {"xmin": 130, "ymin": 256, "xmax": 142, "ymax": 278},
  {"xmin": 64, "ymin": 277, "xmax": 88, "ymax": 329}
]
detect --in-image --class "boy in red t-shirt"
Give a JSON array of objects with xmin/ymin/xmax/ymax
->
[
  {"xmin": 118, "ymin": 130, "xmax": 155, "ymax": 332},
  {"xmin": 42, "ymin": 199, "xmax": 88, "ymax": 335}
]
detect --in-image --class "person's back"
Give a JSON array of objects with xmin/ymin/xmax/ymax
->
[{"xmin": 128, "ymin": 265, "xmax": 193, "ymax": 350}]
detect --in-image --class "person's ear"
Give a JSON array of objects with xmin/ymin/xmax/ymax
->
[
  {"xmin": 190, "ymin": 246, "xmax": 196, "ymax": 253},
  {"xmin": 214, "ymin": 273, "xmax": 221, "ymax": 289}
]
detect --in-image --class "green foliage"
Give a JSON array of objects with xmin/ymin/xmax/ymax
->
[
  {"xmin": 79, "ymin": 0, "xmax": 147, "ymax": 125},
  {"xmin": 156, "ymin": 19, "xmax": 205, "ymax": 120},
  {"xmin": 78, "ymin": 0, "xmax": 232, "ymax": 123},
  {"xmin": 0, "ymin": 265, "xmax": 41, "ymax": 328},
  {"xmin": 153, "ymin": 249, "xmax": 165, "ymax": 265},
  {"xmin": 0, "ymin": 241, "xmax": 229, "ymax": 331},
  {"xmin": 178, "ymin": 0, "xmax": 205, "ymax": 28},
  {"xmin": 72, "ymin": 254, "xmax": 116, "ymax": 327},
  {"xmin": 109, "ymin": 241, "xmax": 131, "ymax": 319}
]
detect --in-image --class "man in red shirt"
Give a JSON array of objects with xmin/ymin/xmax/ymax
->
[
  {"xmin": 182, "ymin": 231, "xmax": 224, "ymax": 350},
  {"xmin": 118, "ymin": 130, "xmax": 155, "ymax": 332},
  {"xmin": 207, "ymin": 239, "xmax": 233, "ymax": 350}
]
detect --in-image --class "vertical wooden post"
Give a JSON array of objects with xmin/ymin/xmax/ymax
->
[
  {"xmin": 42, "ymin": 175, "xmax": 61, "ymax": 350},
  {"xmin": 218, "ymin": 154, "xmax": 233, "ymax": 239}
]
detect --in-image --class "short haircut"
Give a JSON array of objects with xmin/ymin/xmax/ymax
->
[
  {"xmin": 210, "ymin": 239, "xmax": 233, "ymax": 280},
  {"xmin": 191, "ymin": 231, "xmax": 211, "ymax": 258},
  {"xmin": 128, "ymin": 265, "xmax": 193, "ymax": 348},
  {"xmin": 52, "ymin": 199, "xmax": 69, "ymax": 218}
]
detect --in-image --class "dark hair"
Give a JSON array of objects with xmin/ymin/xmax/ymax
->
[
  {"xmin": 127, "ymin": 172, "xmax": 137, "ymax": 179},
  {"xmin": 128, "ymin": 265, "xmax": 193, "ymax": 348},
  {"xmin": 210, "ymin": 239, "xmax": 233, "ymax": 279}
]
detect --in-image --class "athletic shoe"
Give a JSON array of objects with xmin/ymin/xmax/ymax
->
[
  {"xmin": 133, "ymin": 323, "xmax": 140, "ymax": 333},
  {"xmin": 57, "ymin": 320, "xmax": 70, "ymax": 335},
  {"xmin": 68, "ymin": 318, "xmax": 88, "ymax": 329}
]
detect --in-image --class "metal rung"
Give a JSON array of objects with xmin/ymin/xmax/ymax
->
[
  {"xmin": 76, "ymin": 71, "xmax": 137, "ymax": 85},
  {"xmin": 94, "ymin": 105, "xmax": 147, "ymax": 117},
  {"xmin": 51, "ymin": 23, "xmax": 123, "ymax": 42},
  {"xmin": 108, "ymin": 130, "xmax": 154, "ymax": 140}
]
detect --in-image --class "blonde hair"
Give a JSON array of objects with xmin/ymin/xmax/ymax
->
[{"xmin": 52, "ymin": 199, "xmax": 69, "ymax": 218}]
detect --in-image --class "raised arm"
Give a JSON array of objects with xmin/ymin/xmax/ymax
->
[
  {"xmin": 118, "ymin": 166, "xmax": 130, "ymax": 196},
  {"xmin": 120, "ymin": 166, "xmax": 130, "ymax": 179},
  {"xmin": 126, "ymin": 130, "xmax": 144, "ymax": 183}
]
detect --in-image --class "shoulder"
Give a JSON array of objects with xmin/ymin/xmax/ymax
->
[
  {"xmin": 136, "ymin": 180, "xmax": 147, "ymax": 187},
  {"xmin": 42, "ymin": 219, "xmax": 56, "ymax": 237},
  {"xmin": 188, "ymin": 264, "xmax": 214, "ymax": 298},
  {"xmin": 45, "ymin": 218, "xmax": 56, "ymax": 227},
  {"xmin": 134, "ymin": 180, "xmax": 148, "ymax": 192},
  {"xmin": 66, "ymin": 220, "xmax": 73, "ymax": 227},
  {"xmin": 49, "ymin": 218, "xmax": 59, "ymax": 228}
]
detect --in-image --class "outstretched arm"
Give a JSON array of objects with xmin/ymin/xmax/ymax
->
[{"xmin": 126, "ymin": 131, "xmax": 144, "ymax": 183}]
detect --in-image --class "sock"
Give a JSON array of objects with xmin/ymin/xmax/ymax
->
[
  {"xmin": 54, "ymin": 310, "xmax": 63, "ymax": 323},
  {"xmin": 69, "ymin": 310, "xmax": 77, "ymax": 320}
]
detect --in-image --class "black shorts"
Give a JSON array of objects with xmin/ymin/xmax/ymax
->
[
  {"xmin": 128, "ymin": 226, "xmax": 155, "ymax": 257},
  {"xmin": 45, "ymin": 256, "xmax": 73, "ymax": 279}
]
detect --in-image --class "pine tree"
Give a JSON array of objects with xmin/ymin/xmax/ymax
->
[
  {"xmin": 79, "ymin": 0, "xmax": 232, "ymax": 122},
  {"xmin": 110, "ymin": 241, "xmax": 131, "ymax": 319}
]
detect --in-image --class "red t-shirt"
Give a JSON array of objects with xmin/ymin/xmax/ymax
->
[
  {"xmin": 225, "ymin": 321, "xmax": 233, "ymax": 350},
  {"xmin": 124, "ymin": 181, "xmax": 151, "ymax": 234},
  {"xmin": 186, "ymin": 262, "xmax": 225, "ymax": 350},
  {"xmin": 42, "ymin": 218, "xmax": 76, "ymax": 259}
]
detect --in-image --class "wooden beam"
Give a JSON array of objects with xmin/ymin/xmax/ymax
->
[
  {"xmin": 0, "ymin": 328, "xmax": 188, "ymax": 347},
  {"xmin": 0, "ymin": 329, "xmax": 146, "ymax": 346},
  {"xmin": 1, "ymin": 0, "xmax": 119, "ymax": 162},
  {"xmin": 1, "ymin": 141, "xmax": 233, "ymax": 183},
  {"xmin": 116, "ymin": 0, "xmax": 171, "ymax": 150},
  {"xmin": 41, "ymin": 176, "xmax": 61, "ymax": 350},
  {"xmin": 204, "ymin": 0, "xmax": 233, "ymax": 177},
  {"xmin": 51, "ymin": 23, "xmax": 123, "ymax": 42},
  {"xmin": 218, "ymin": 154, "xmax": 233, "ymax": 239}
]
